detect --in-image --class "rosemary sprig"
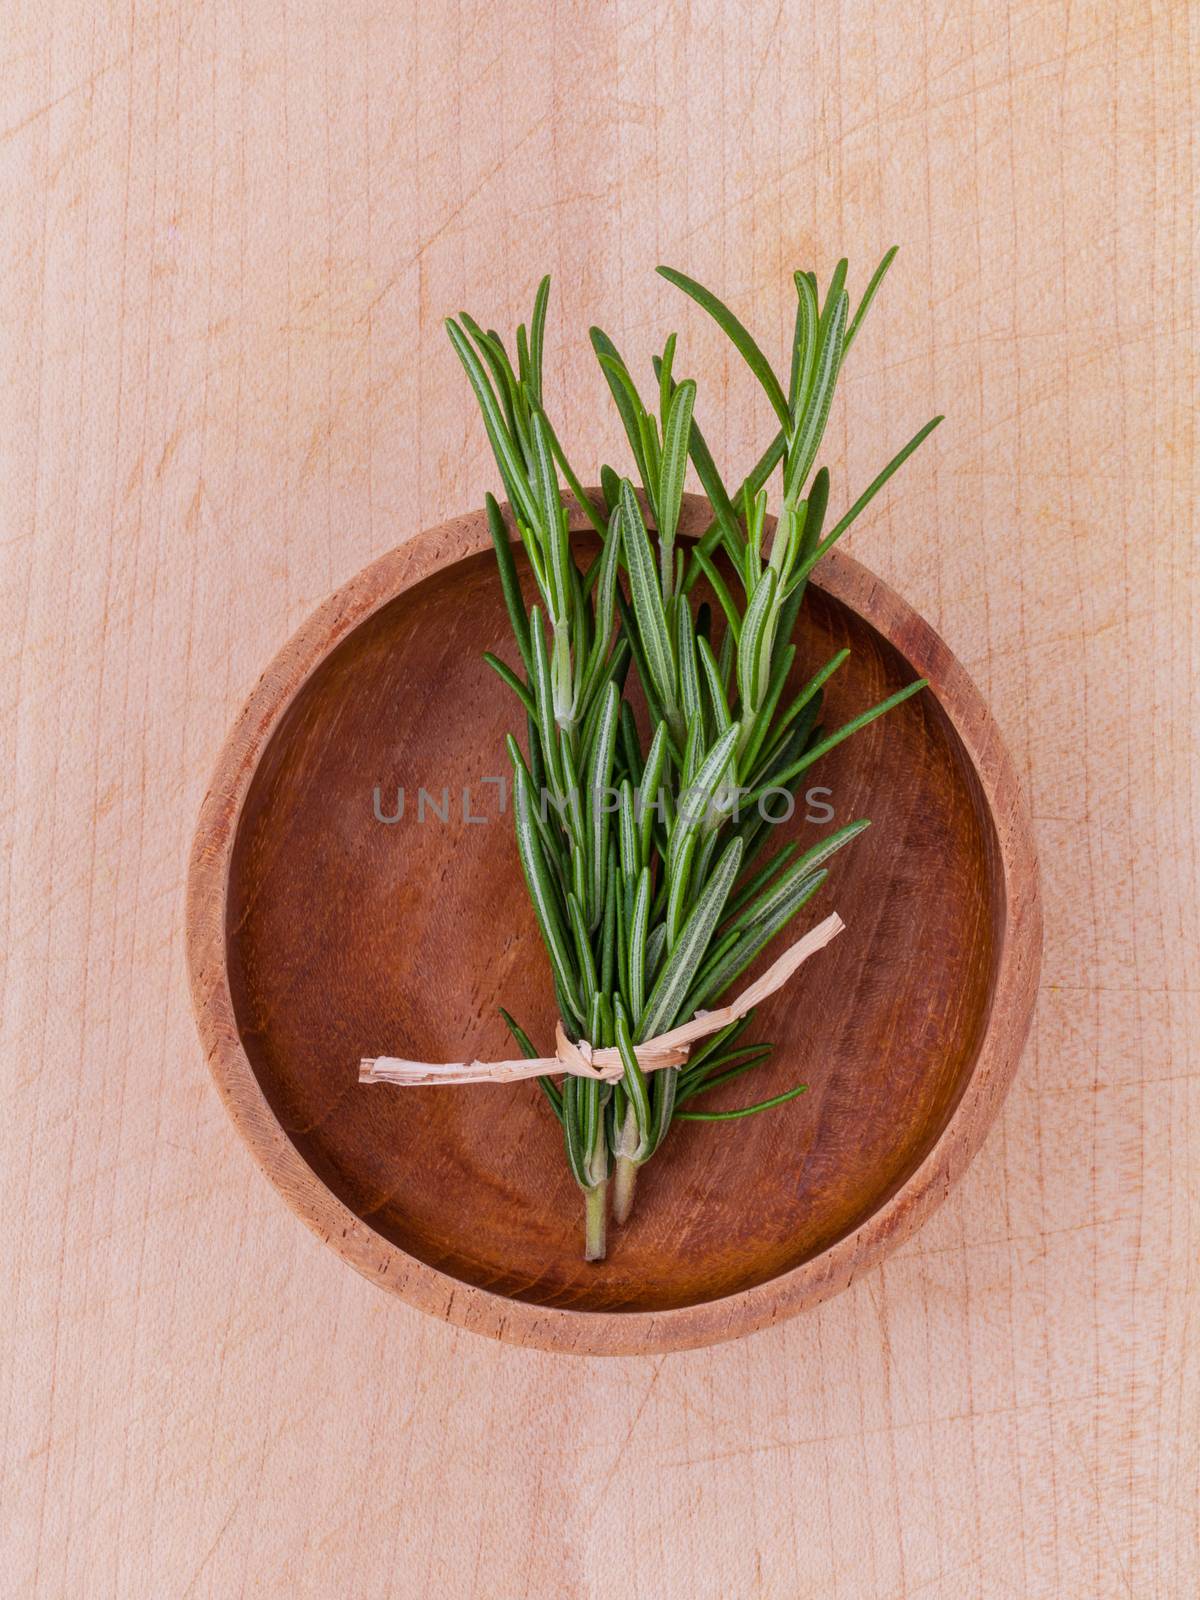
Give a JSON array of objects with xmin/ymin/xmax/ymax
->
[{"xmin": 446, "ymin": 255, "xmax": 940, "ymax": 1259}]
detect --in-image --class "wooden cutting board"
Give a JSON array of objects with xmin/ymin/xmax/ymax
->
[{"xmin": 2, "ymin": 1, "xmax": 1194, "ymax": 1594}]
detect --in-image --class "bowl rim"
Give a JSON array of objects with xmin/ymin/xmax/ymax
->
[{"xmin": 185, "ymin": 494, "xmax": 1041, "ymax": 1356}]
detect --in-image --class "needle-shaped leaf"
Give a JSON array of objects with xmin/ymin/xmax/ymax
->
[
  {"xmin": 784, "ymin": 288, "xmax": 847, "ymax": 502},
  {"xmin": 567, "ymin": 891, "xmax": 599, "ymax": 1006},
  {"xmin": 640, "ymin": 834, "xmax": 744, "ymax": 1039},
  {"xmin": 528, "ymin": 608, "xmax": 563, "ymax": 793},
  {"xmin": 666, "ymin": 830, "xmax": 698, "ymax": 948},
  {"xmin": 484, "ymin": 494, "xmax": 531, "ymax": 670},
  {"xmin": 727, "ymin": 819, "xmax": 869, "ymax": 934},
  {"xmin": 738, "ymin": 641, "xmax": 795, "ymax": 777},
  {"xmin": 529, "ymin": 273, "xmax": 550, "ymax": 403},
  {"xmin": 512, "ymin": 763, "xmax": 583, "ymax": 1026},
  {"xmin": 670, "ymin": 721, "xmax": 741, "ymax": 881},
  {"xmin": 530, "ymin": 409, "xmax": 570, "ymax": 616},
  {"xmin": 689, "ymin": 867, "xmax": 828, "ymax": 1013},
  {"xmin": 790, "ymin": 415, "xmax": 944, "ymax": 589},
  {"xmin": 618, "ymin": 778, "xmax": 639, "ymax": 880},
  {"xmin": 749, "ymin": 677, "xmax": 928, "ymax": 800},
  {"xmin": 657, "ymin": 266, "xmax": 790, "ymax": 428},
  {"xmin": 676, "ymin": 599, "xmax": 702, "ymax": 731},
  {"xmin": 844, "ymin": 246, "xmax": 898, "ymax": 356},
  {"xmin": 788, "ymin": 270, "xmax": 819, "ymax": 417},
  {"xmin": 500, "ymin": 1008, "xmax": 563, "ymax": 1122},
  {"xmin": 736, "ymin": 568, "xmax": 778, "ymax": 718},
  {"xmin": 696, "ymin": 634, "xmax": 733, "ymax": 734},
  {"xmin": 591, "ymin": 329, "xmax": 651, "ymax": 487},
  {"xmin": 619, "ymin": 479, "xmax": 676, "ymax": 714},
  {"xmin": 613, "ymin": 1001, "xmax": 652, "ymax": 1151},
  {"xmin": 675, "ymin": 1083, "xmax": 807, "ymax": 1122},
  {"xmin": 628, "ymin": 867, "xmax": 651, "ymax": 1022},
  {"xmin": 657, "ymin": 377, "xmax": 696, "ymax": 595},
  {"xmin": 693, "ymin": 548, "xmax": 742, "ymax": 641},
  {"xmin": 483, "ymin": 652, "xmax": 536, "ymax": 719},
  {"xmin": 445, "ymin": 317, "xmax": 539, "ymax": 528},
  {"xmin": 638, "ymin": 722, "xmax": 670, "ymax": 864},
  {"xmin": 585, "ymin": 681, "xmax": 620, "ymax": 915}
]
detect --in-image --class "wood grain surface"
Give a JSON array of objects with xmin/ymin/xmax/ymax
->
[{"xmin": 2, "ymin": 0, "xmax": 1195, "ymax": 1594}]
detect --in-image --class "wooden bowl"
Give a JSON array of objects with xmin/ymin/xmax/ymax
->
[{"xmin": 186, "ymin": 495, "xmax": 1040, "ymax": 1355}]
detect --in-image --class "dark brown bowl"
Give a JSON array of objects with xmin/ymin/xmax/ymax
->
[{"xmin": 186, "ymin": 495, "xmax": 1040, "ymax": 1355}]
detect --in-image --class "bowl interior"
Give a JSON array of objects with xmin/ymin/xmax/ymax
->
[{"xmin": 226, "ymin": 541, "xmax": 999, "ymax": 1313}]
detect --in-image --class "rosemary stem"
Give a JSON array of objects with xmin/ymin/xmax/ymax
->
[
  {"xmin": 584, "ymin": 1182, "xmax": 608, "ymax": 1261},
  {"xmin": 611, "ymin": 1103, "xmax": 641, "ymax": 1225},
  {"xmin": 612, "ymin": 1155, "xmax": 638, "ymax": 1226}
]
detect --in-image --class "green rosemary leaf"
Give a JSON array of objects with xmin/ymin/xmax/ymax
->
[
  {"xmin": 696, "ymin": 634, "xmax": 733, "ymax": 734},
  {"xmin": 644, "ymin": 922, "xmax": 667, "ymax": 987},
  {"xmin": 727, "ymin": 819, "xmax": 869, "ymax": 933},
  {"xmin": 600, "ymin": 857, "xmax": 617, "ymax": 996},
  {"xmin": 529, "ymin": 273, "xmax": 550, "ymax": 404},
  {"xmin": 558, "ymin": 734, "xmax": 586, "ymax": 851},
  {"xmin": 499, "ymin": 1008, "xmax": 563, "ymax": 1123},
  {"xmin": 748, "ymin": 678, "xmax": 928, "ymax": 800},
  {"xmin": 689, "ymin": 867, "xmax": 828, "ymax": 1012},
  {"xmin": 767, "ymin": 647, "xmax": 849, "ymax": 752},
  {"xmin": 512, "ymin": 763, "xmax": 584, "ymax": 1026},
  {"xmin": 784, "ymin": 288, "xmax": 847, "ymax": 502},
  {"xmin": 788, "ymin": 271, "xmax": 819, "ymax": 417},
  {"xmin": 618, "ymin": 778, "xmax": 639, "ymax": 880},
  {"xmin": 600, "ymin": 463, "xmax": 621, "ymax": 515},
  {"xmin": 647, "ymin": 1064, "xmax": 678, "ymax": 1155},
  {"xmin": 445, "ymin": 318, "xmax": 538, "ymax": 528},
  {"xmin": 629, "ymin": 867, "xmax": 651, "ymax": 1022},
  {"xmin": 640, "ymin": 834, "xmax": 743, "ymax": 1038},
  {"xmin": 567, "ymin": 892, "xmax": 599, "ymax": 1006},
  {"xmin": 530, "ymin": 410, "xmax": 570, "ymax": 618},
  {"xmin": 676, "ymin": 599, "xmax": 702, "ymax": 732},
  {"xmin": 722, "ymin": 841, "xmax": 801, "ymax": 925},
  {"xmin": 736, "ymin": 568, "xmax": 778, "ymax": 718},
  {"xmin": 484, "ymin": 494, "xmax": 531, "ymax": 670},
  {"xmin": 683, "ymin": 1012, "xmax": 754, "ymax": 1073},
  {"xmin": 638, "ymin": 722, "xmax": 670, "ymax": 865},
  {"xmin": 676, "ymin": 1045, "xmax": 774, "ymax": 1103},
  {"xmin": 693, "ymin": 549, "xmax": 742, "ymax": 642},
  {"xmin": 666, "ymin": 830, "xmax": 698, "ymax": 947},
  {"xmin": 790, "ymin": 415, "xmax": 944, "ymax": 588},
  {"xmin": 579, "ymin": 507, "xmax": 621, "ymax": 700},
  {"xmin": 613, "ymin": 1001, "xmax": 652, "ymax": 1148},
  {"xmin": 619, "ymin": 702, "xmax": 643, "ymax": 786},
  {"xmin": 483, "ymin": 652, "xmax": 537, "ymax": 719},
  {"xmin": 657, "ymin": 266, "xmax": 790, "ymax": 428},
  {"xmin": 615, "ymin": 587, "xmax": 671, "ymax": 740},
  {"xmin": 658, "ymin": 331, "xmax": 677, "ymax": 421},
  {"xmin": 738, "ymin": 641, "xmax": 795, "ymax": 778},
  {"xmin": 675, "ymin": 1083, "xmax": 807, "ymax": 1121},
  {"xmin": 562, "ymin": 1078, "xmax": 591, "ymax": 1187},
  {"xmin": 458, "ymin": 313, "xmax": 527, "ymax": 452},
  {"xmin": 670, "ymin": 721, "xmax": 741, "ymax": 866},
  {"xmin": 585, "ymin": 681, "xmax": 620, "ymax": 915},
  {"xmin": 539, "ymin": 410, "xmax": 607, "ymax": 536},
  {"xmin": 844, "ymin": 245, "xmax": 898, "ymax": 356},
  {"xmin": 658, "ymin": 377, "xmax": 696, "ymax": 596},
  {"xmin": 619, "ymin": 479, "xmax": 676, "ymax": 714},
  {"xmin": 591, "ymin": 331, "xmax": 651, "ymax": 487},
  {"xmin": 528, "ymin": 609, "xmax": 563, "ymax": 793}
]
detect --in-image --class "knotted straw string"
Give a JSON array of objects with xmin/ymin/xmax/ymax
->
[{"xmin": 360, "ymin": 911, "xmax": 844, "ymax": 1089}]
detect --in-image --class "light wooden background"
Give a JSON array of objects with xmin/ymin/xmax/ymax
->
[{"xmin": 2, "ymin": 1, "xmax": 1196, "ymax": 1595}]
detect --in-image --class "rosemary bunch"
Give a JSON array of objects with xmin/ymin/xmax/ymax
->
[{"xmin": 446, "ymin": 255, "xmax": 941, "ymax": 1260}]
